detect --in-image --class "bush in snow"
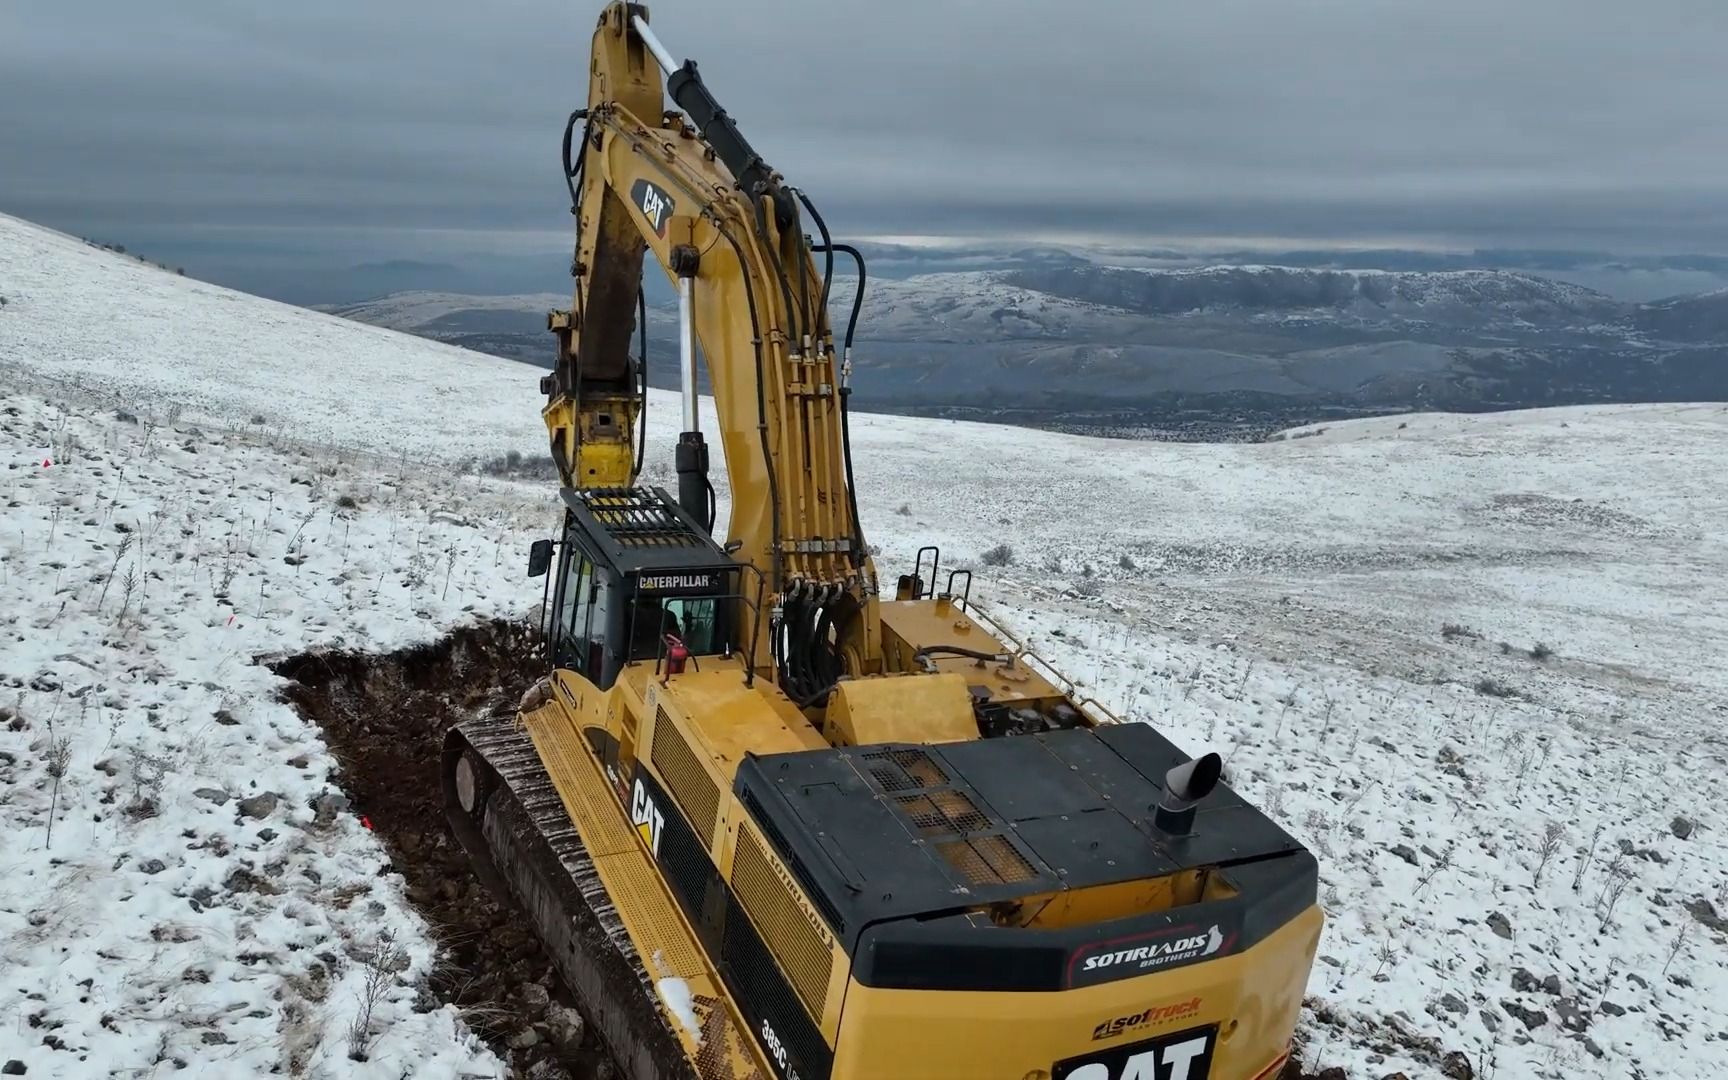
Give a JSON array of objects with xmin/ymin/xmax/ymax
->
[{"xmin": 980, "ymin": 543, "xmax": 1014, "ymax": 567}]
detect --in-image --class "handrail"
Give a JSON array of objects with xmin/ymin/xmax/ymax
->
[{"xmin": 956, "ymin": 598, "xmax": 1128, "ymax": 727}]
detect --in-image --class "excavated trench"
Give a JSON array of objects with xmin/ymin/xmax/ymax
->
[
  {"xmin": 271, "ymin": 619, "xmax": 611, "ymax": 1080},
  {"xmin": 272, "ymin": 620, "xmax": 1333, "ymax": 1080}
]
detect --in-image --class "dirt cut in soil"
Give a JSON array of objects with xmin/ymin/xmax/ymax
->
[{"xmin": 271, "ymin": 619, "xmax": 612, "ymax": 1080}]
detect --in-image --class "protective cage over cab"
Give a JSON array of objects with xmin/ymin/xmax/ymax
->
[{"xmin": 533, "ymin": 486, "xmax": 755, "ymax": 689}]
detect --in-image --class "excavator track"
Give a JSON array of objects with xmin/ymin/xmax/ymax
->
[{"xmin": 442, "ymin": 710, "xmax": 697, "ymax": 1080}]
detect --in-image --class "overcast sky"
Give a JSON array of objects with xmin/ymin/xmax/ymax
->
[{"xmin": 5, "ymin": 0, "xmax": 1727, "ymax": 258}]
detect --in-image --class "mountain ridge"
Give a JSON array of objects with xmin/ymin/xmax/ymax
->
[{"xmin": 318, "ymin": 264, "xmax": 1728, "ymax": 436}]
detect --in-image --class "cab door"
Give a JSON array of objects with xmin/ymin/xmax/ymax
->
[{"xmin": 548, "ymin": 534, "xmax": 617, "ymax": 685}]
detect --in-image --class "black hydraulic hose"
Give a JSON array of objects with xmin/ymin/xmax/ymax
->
[
  {"xmin": 913, "ymin": 644, "xmax": 1010, "ymax": 673},
  {"xmin": 838, "ymin": 389, "xmax": 864, "ymax": 567},
  {"xmin": 796, "ymin": 192, "xmax": 835, "ymax": 337},
  {"xmin": 813, "ymin": 241, "xmax": 869, "ymax": 567},
  {"xmin": 812, "ymin": 242, "xmax": 866, "ymax": 354},
  {"xmin": 561, "ymin": 109, "xmax": 588, "ymax": 212},
  {"xmin": 632, "ymin": 285, "xmax": 647, "ymax": 484},
  {"xmin": 792, "ymin": 202, "xmax": 813, "ymax": 346}
]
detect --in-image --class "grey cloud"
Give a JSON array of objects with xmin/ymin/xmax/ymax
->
[{"xmin": 4, "ymin": 0, "xmax": 1727, "ymax": 253}]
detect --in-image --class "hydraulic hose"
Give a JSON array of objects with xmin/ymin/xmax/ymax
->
[
  {"xmin": 796, "ymin": 192, "xmax": 835, "ymax": 337},
  {"xmin": 812, "ymin": 242, "xmax": 866, "ymax": 355},
  {"xmin": 632, "ymin": 285, "xmax": 648, "ymax": 484},
  {"xmin": 913, "ymin": 644, "xmax": 1011, "ymax": 674},
  {"xmin": 812, "ymin": 241, "xmax": 869, "ymax": 568},
  {"xmin": 748, "ymin": 199, "xmax": 801, "ymax": 351}
]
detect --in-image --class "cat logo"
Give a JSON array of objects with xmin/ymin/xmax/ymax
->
[
  {"xmin": 630, "ymin": 778, "xmax": 665, "ymax": 855},
  {"xmin": 1053, "ymin": 1024, "xmax": 1216, "ymax": 1080},
  {"xmin": 631, "ymin": 178, "xmax": 675, "ymax": 238}
]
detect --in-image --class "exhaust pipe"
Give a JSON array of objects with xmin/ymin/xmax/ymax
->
[{"xmin": 1154, "ymin": 752, "xmax": 1222, "ymax": 836}]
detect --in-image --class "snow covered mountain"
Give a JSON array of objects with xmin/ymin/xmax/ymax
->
[
  {"xmin": 5, "ymin": 209, "xmax": 1728, "ymax": 1080},
  {"xmin": 323, "ymin": 265, "xmax": 1728, "ymax": 434}
]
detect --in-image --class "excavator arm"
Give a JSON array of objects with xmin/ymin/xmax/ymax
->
[{"xmin": 546, "ymin": 2, "xmax": 878, "ymax": 696}]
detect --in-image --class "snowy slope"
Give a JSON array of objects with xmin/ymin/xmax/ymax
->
[
  {"xmin": 0, "ymin": 215, "xmax": 547, "ymax": 462},
  {"xmin": 6, "ymin": 211, "xmax": 1728, "ymax": 1079}
]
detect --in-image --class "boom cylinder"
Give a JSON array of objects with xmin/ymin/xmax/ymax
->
[
  {"xmin": 629, "ymin": 12, "xmax": 796, "ymax": 229},
  {"xmin": 678, "ymin": 274, "xmax": 698, "ymax": 431},
  {"xmin": 670, "ymin": 243, "xmax": 711, "ymax": 532}
]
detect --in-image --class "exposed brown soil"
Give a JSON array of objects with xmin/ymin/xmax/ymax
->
[{"xmin": 272, "ymin": 619, "xmax": 611, "ymax": 1080}]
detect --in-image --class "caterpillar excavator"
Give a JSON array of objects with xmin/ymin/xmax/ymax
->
[{"xmin": 442, "ymin": 5, "xmax": 1321, "ymax": 1078}]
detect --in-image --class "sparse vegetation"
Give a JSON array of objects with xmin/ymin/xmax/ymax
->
[
  {"xmin": 980, "ymin": 543, "xmax": 1014, "ymax": 567},
  {"xmin": 1664, "ymin": 920, "xmax": 1691, "ymax": 977},
  {"xmin": 1529, "ymin": 641, "xmax": 1554, "ymax": 662},
  {"xmin": 346, "ymin": 929, "xmax": 408, "ymax": 1061},
  {"xmin": 1118, "ymin": 553, "xmax": 1137, "ymax": 572},
  {"xmin": 470, "ymin": 449, "xmax": 559, "ymax": 480},
  {"xmin": 895, "ymin": 503, "xmax": 912, "ymax": 516},
  {"xmin": 1532, "ymin": 821, "xmax": 1564, "ymax": 887},
  {"xmin": 1441, "ymin": 622, "xmax": 1481, "ymax": 640},
  {"xmin": 1474, "ymin": 676, "xmax": 1516, "ymax": 698}
]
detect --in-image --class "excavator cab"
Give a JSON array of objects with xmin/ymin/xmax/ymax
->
[{"xmin": 540, "ymin": 486, "xmax": 739, "ymax": 689}]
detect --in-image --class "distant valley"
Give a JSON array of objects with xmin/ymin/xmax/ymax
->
[{"xmin": 320, "ymin": 265, "xmax": 1728, "ymax": 440}]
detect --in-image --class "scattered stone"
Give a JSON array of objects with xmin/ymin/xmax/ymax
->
[
  {"xmin": 1389, "ymin": 844, "xmax": 1420, "ymax": 866},
  {"xmin": 1599, "ymin": 1001, "xmax": 1626, "ymax": 1017},
  {"xmin": 1316, "ymin": 1070, "xmax": 1347, "ymax": 1080},
  {"xmin": 287, "ymin": 754, "xmax": 309, "ymax": 769},
  {"xmin": 258, "ymin": 828, "xmax": 277, "ymax": 842},
  {"xmin": 1501, "ymin": 1000, "xmax": 1547, "ymax": 1030},
  {"xmin": 213, "ymin": 709, "xmax": 239, "ymax": 726},
  {"xmin": 1441, "ymin": 1051, "xmax": 1474, "ymax": 1078},
  {"xmin": 545, "ymin": 1003, "xmax": 585, "ymax": 1056},
  {"xmin": 519, "ymin": 984, "xmax": 550, "ymax": 1012},
  {"xmin": 1479, "ymin": 1008, "xmax": 1501, "ymax": 1033},
  {"xmin": 312, "ymin": 792, "xmax": 350, "ymax": 826},
  {"xmin": 1486, "ymin": 911, "xmax": 1513, "ymax": 940},
  {"xmin": 1583, "ymin": 1037, "xmax": 1605, "ymax": 1059},
  {"xmin": 237, "ymin": 792, "xmax": 278, "ymax": 819},
  {"xmin": 1671, "ymin": 815, "xmax": 1696, "ymax": 840},
  {"xmin": 1554, "ymin": 998, "xmax": 1589, "ymax": 1033},
  {"xmin": 1684, "ymin": 897, "xmax": 1728, "ymax": 932},
  {"xmin": 507, "ymin": 1028, "xmax": 540, "ymax": 1050},
  {"xmin": 1438, "ymin": 992, "xmax": 1469, "ymax": 1015},
  {"xmin": 2, "ymin": 1061, "xmax": 23, "ymax": 1075},
  {"xmin": 138, "ymin": 858, "xmax": 166, "ymax": 875},
  {"xmin": 1511, "ymin": 968, "xmax": 1541, "ymax": 993},
  {"xmin": 1541, "ymin": 974, "xmax": 1562, "ymax": 996},
  {"xmin": 199, "ymin": 1032, "xmax": 229, "ymax": 1046},
  {"xmin": 193, "ymin": 788, "xmax": 230, "ymax": 806}
]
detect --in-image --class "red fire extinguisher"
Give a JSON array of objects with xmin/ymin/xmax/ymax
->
[{"xmin": 662, "ymin": 633, "xmax": 689, "ymax": 678}]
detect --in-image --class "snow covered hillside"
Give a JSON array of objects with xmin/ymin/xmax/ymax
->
[{"xmin": 6, "ymin": 210, "xmax": 1728, "ymax": 1080}]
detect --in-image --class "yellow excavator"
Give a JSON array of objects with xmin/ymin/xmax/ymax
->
[{"xmin": 443, "ymin": 5, "xmax": 1321, "ymax": 1078}]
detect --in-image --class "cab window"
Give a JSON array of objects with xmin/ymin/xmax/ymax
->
[
  {"xmin": 553, "ymin": 547, "xmax": 611, "ymax": 676},
  {"xmin": 627, "ymin": 594, "xmax": 725, "ymax": 660}
]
